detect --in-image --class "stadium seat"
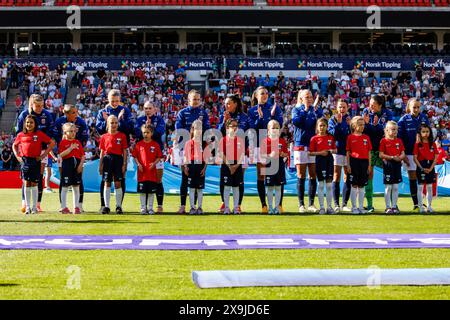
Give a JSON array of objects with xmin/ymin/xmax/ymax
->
[{"xmin": 265, "ymin": 0, "xmax": 432, "ymax": 5}]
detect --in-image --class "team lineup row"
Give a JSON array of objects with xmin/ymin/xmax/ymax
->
[{"xmin": 12, "ymin": 86, "xmax": 438, "ymax": 215}]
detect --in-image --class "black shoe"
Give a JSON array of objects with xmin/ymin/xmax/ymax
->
[
  {"xmin": 101, "ymin": 207, "xmax": 110, "ymax": 214},
  {"xmin": 99, "ymin": 206, "xmax": 105, "ymax": 214},
  {"xmin": 116, "ymin": 206, "xmax": 123, "ymax": 214}
]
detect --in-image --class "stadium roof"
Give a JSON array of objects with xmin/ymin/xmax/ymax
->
[{"xmin": 1, "ymin": 7, "xmax": 450, "ymax": 29}]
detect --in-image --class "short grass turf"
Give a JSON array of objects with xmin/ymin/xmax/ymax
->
[{"xmin": 0, "ymin": 189, "xmax": 449, "ymax": 300}]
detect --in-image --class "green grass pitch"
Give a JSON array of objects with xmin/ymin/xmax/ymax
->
[{"xmin": 0, "ymin": 189, "xmax": 449, "ymax": 300}]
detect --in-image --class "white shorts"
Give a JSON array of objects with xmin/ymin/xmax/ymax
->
[
  {"xmin": 294, "ymin": 149, "xmax": 316, "ymax": 165},
  {"xmin": 333, "ymin": 154, "xmax": 348, "ymax": 167},
  {"xmin": 249, "ymin": 147, "xmax": 260, "ymax": 164},
  {"xmin": 41, "ymin": 155, "xmax": 49, "ymax": 165},
  {"xmin": 403, "ymin": 155, "xmax": 417, "ymax": 171},
  {"xmin": 242, "ymin": 156, "xmax": 249, "ymax": 169},
  {"xmin": 156, "ymin": 160, "xmax": 164, "ymax": 170},
  {"xmin": 172, "ymin": 147, "xmax": 183, "ymax": 166}
]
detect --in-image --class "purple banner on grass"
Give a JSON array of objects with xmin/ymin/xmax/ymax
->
[{"xmin": 0, "ymin": 234, "xmax": 449, "ymax": 250}]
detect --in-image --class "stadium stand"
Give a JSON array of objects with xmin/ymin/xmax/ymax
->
[
  {"xmin": 21, "ymin": 42, "xmax": 450, "ymax": 58},
  {"xmin": 267, "ymin": 0, "xmax": 433, "ymax": 6},
  {"xmin": 1, "ymin": 0, "xmax": 448, "ymax": 5}
]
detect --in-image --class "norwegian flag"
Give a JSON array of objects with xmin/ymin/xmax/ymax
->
[{"xmin": 96, "ymin": 84, "xmax": 103, "ymax": 97}]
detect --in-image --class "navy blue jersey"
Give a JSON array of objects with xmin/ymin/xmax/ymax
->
[
  {"xmin": 16, "ymin": 109, "xmax": 54, "ymax": 137},
  {"xmin": 135, "ymin": 114, "xmax": 166, "ymax": 151},
  {"xmin": 398, "ymin": 113, "xmax": 430, "ymax": 155},
  {"xmin": 217, "ymin": 110, "xmax": 249, "ymax": 136},
  {"xmin": 291, "ymin": 104, "xmax": 323, "ymax": 149},
  {"xmin": 52, "ymin": 116, "xmax": 89, "ymax": 146},
  {"xmin": 247, "ymin": 102, "xmax": 283, "ymax": 146},
  {"xmin": 362, "ymin": 107, "xmax": 393, "ymax": 152},
  {"xmin": 95, "ymin": 105, "xmax": 134, "ymax": 136},
  {"xmin": 328, "ymin": 113, "xmax": 351, "ymax": 156},
  {"xmin": 175, "ymin": 106, "xmax": 211, "ymax": 132}
]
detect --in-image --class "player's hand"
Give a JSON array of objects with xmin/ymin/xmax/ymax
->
[
  {"xmin": 137, "ymin": 163, "xmax": 143, "ymax": 172},
  {"xmin": 223, "ymin": 111, "xmax": 231, "ymax": 122},
  {"xmin": 423, "ymin": 168, "xmax": 431, "ymax": 174},
  {"xmin": 271, "ymin": 103, "xmax": 277, "ymax": 117},
  {"xmin": 363, "ymin": 113, "xmax": 370, "ymax": 124},
  {"xmin": 200, "ymin": 167, "xmax": 206, "ymax": 177},
  {"xmin": 346, "ymin": 116, "xmax": 351, "ymax": 125},
  {"xmin": 102, "ymin": 111, "xmax": 108, "ymax": 121},
  {"xmin": 229, "ymin": 165, "xmax": 236, "ymax": 175},
  {"xmin": 183, "ymin": 166, "xmax": 189, "ymax": 176},
  {"xmin": 313, "ymin": 94, "xmax": 320, "ymax": 110},
  {"xmin": 77, "ymin": 165, "xmax": 83, "ymax": 174},
  {"xmin": 118, "ymin": 109, "xmax": 125, "ymax": 121},
  {"xmin": 122, "ymin": 164, "xmax": 126, "ymax": 174},
  {"xmin": 149, "ymin": 162, "xmax": 155, "ymax": 169},
  {"xmin": 99, "ymin": 165, "xmax": 103, "ymax": 175},
  {"xmin": 71, "ymin": 143, "xmax": 79, "ymax": 150},
  {"xmin": 368, "ymin": 165, "xmax": 372, "ymax": 174},
  {"xmin": 373, "ymin": 115, "xmax": 379, "ymax": 126},
  {"xmin": 18, "ymin": 157, "xmax": 24, "ymax": 165},
  {"xmin": 347, "ymin": 165, "xmax": 351, "ymax": 174},
  {"xmin": 257, "ymin": 105, "xmax": 263, "ymax": 118}
]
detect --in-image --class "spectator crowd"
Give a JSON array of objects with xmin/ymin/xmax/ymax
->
[{"xmin": 1, "ymin": 61, "xmax": 450, "ymax": 171}]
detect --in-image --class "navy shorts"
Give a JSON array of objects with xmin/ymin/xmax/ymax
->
[
  {"xmin": 315, "ymin": 154, "xmax": 334, "ymax": 181},
  {"xmin": 61, "ymin": 157, "xmax": 82, "ymax": 186},
  {"xmin": 102, "ymin": 154, "xmax": 124, "ymax": 182},
  {"xmin": 416, "ymin": 160, "xmax": 436, "ymax": 184},
  {"xmin": 220, "ymin": 164, "xmax": 243, "ymax": 187},
  {"xmin": 264, "ymin": 157, "xmax": 286, "ymax": 186},
  {"xmin": 383, "ymin": 160, "xmax": 402, "ymax": 184},
  {"xmin": 21, "ymin": 157, "xmax": 41, "ymax": 183},
  {"xmin": 349, "ymin": 157, "xmax": 369, "ymax": 187},
  {"xmin": 137, "ymin": 181, "xmax": 158, "ymax": 194},
  {"xmin": 187, "ymin": 163, "xmax": 205, "ymax": 189}
]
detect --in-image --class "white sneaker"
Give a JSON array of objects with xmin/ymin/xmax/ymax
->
[
  {"xmin": 140, "ymin": 208, "xmax": 147, "ymax": 215},
  {"xmin": 419, "ymin": 206, "xmax": 426, "ymax": 213},
  {"xmin": 78, "ymin": 204, "xmax": 84, "ymax": 213},
  {"xmin": 223, "ymin": 207, "xmax": 231, "ymax": 215},
  {"xmin": 31, "ymin": 207, "xmax": 38, "ymax": 214},
  {"xmin": 148, "ymin": 209, "xmax": 155, "ymax": 215},
  {"xmin": 189, "ymin": 207, "xmax": 197, "ymax": 215},
  {"xmin": 342, "ymin": 205, "xmax": 352, "ymax": 212},
  {"xmin": 359, "ymin": 208, "xmax": 368, "ymax": 214},
  {"xmin": 44, "ymin": 188, "xmax": 53, "ymax": 193},
  {"xmin": 319, "ymin": 208, "xmax": 326, "ymax": 215},
  {"xmin": 298, "ymin": 205, "xmax": 306, "ymax": 213},
  {"xmin": 351, "ymin": 207, "xmax": 359, "ymax": 214},
  {"xmin": 334, "ymin": 206, "xmax": 340, "ymax": 213},
  {"xmin": 327, "ymin": 207, "xmax": 335, "ymax": 214},
  {"xmin": 308, "ymin": 205, "xmax": 319, "ymax": 213},
  {"xmin": 427, "ymin": 207, "xmax": 434, "ymax": 213}
]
